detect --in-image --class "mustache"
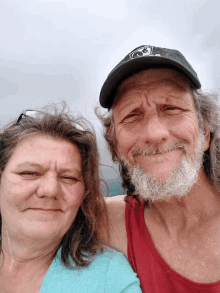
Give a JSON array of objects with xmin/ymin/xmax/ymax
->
[{"xmin": 131, "ymin": 142, "xmax": 188, "ymax": 156}]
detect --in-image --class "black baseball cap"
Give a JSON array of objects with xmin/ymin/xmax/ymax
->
[{"xmin": 99, "ymin": 45, "xmax": 201, "ymax": 109}]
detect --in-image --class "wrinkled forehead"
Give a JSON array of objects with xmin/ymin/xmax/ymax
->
[{"xmin": 113, "ymin": 68, "xmax": 192, "ymax": 108}]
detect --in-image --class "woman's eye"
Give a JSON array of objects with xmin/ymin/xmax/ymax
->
[
  {"xmin": 62, "ymin": 176, "xmax": 79, "ymax": 183},
  {"xmin": 20, "ymin": 171, "xmax": 39, "ymax": 178}
]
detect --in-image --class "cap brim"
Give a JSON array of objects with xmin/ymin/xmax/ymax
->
[{"xmin": 100, "ymin": 56, "xmax": 201, "ymax": 109}]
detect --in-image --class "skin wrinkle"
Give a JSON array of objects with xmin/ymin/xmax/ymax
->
[
  {"xmin": 131, "ymin": 141, "xmax": 188, "ymax": 157},
  {"xmin": 6, "ymin": 229, "xmax": 14, "ymax": 270},
  {"xmin": 114, "ymin": 89, "xmax": 194, "ymax": 128},
  {"xmin": 114, "ymin": 75, "xmax": 191, "ymax": 106},
  {"xmin": 13, "ymin": 162, "xmax": 83, "ymax": 178}
]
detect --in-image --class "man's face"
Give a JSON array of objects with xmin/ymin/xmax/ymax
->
[{"xmin": 113, "ymin": 69, "xmax": 210, "ymax": 184}]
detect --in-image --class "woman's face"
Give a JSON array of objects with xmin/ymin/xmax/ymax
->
[{"xmin": 0, "ymin": 134, "xmax": 85, "ymax": 244}]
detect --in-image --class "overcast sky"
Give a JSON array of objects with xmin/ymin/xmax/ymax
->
[{"xmin": 0, "ymin": 0, "xmax": 219, "ymax": 178}]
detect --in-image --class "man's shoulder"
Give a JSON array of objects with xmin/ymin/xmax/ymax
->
[
  {"xmin": 105, "ymin": 194, "xmax": 126, "ymax": 204},
  {"xmin": 105, "ymin": 195, "xmax": 126, "ymax": 212}
]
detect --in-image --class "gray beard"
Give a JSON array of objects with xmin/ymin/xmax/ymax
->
[{"xmin": 122, "ymin": 132, "xmax": 205, "ymax": 202}]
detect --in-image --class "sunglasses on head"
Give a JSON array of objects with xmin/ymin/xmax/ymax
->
[
  {"xmin": 16, "ymin": 110, "xmax": 41, "ymax": 125},
  {"xmin": 0, "ymin": 110, "xmax": 41, "ymax": 147}
]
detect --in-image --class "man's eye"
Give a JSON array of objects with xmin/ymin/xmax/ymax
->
[
  {"xmin": 165, "ymin": 106, "xmax": 177, "ymax": 110},
  {"xmin": 163, "ymin": 106, "xmax": 182, "ymax": 114},
  {"xmin": 123, "ymin": 112, "xmax": 141, "ymax": 121}
]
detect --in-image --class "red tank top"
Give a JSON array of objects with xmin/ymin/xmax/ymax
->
[{"xmin": 125, "ymin": 200, "xmax": 220, "ymax": 293}]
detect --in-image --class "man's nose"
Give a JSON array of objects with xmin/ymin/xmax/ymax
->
[
  {"xmin": 36, "ymin": 173, "xmax": 61, "ymax": 199},
  {"xmin": 141, "ymin": 114, "xmax": 169, "ymax": 145}
]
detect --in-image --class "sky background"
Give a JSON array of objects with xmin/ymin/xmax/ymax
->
[{"xmin": 0, "ymin": 0, "xmax": 219, "ymax": 194}]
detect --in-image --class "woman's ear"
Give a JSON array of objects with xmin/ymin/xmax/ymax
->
[
  {"xmin": 203, "ymin": 122, "xmax": 211, "ymax": 151},
  {"xmin": 84, "ymin": 190, "xmax": 89, "ymax": 199}
]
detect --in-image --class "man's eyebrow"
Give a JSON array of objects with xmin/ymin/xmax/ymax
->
[
  {"xmin": 164, "ymin": 94, "xmax": 192, "ymax": 105},
  {"xmin": 114, "ymin": 94, "xmax": 143, "ymax": 112}
]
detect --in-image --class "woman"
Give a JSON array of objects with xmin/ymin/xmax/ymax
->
[{"xmin": 0, "ymin": 106, "xmax": 141, "ymax": 293}]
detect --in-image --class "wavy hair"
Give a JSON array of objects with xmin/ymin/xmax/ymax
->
[
  {"xmin": 96, "ymin": 89, "xmax": 220, "ymax": 205},
  {"xmin": 0, "ymin": 103, "xmax": 108, "ymax": 267}
]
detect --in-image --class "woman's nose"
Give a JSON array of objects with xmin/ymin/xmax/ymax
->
[{"xmin": 36, "ymin": 173, "xmax": 61, "ymax": 199}]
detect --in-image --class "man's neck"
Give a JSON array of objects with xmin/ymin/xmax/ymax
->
[{"xmin": 145, "ymin": 169, "xmax": 220, "ymax": 238}]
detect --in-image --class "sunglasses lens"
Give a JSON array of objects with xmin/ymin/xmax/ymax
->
[{"xmin": 25, "ymin": 110, "xmax": 39, "ymax": 117}]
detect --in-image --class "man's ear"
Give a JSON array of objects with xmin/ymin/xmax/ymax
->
[{"xmin": 203, "ymin": 122, "xmax": 210, "ymax": 151}]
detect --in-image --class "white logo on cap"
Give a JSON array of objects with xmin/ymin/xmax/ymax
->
[{"xmin": 129, "ymin": 45, "xmax": 161, "ymax": 59}]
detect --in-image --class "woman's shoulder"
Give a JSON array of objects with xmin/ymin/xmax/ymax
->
[
  {"xmin": 40, "ymin": 247, "xmax": 141, "ymax": 293},
  {"xmin": 93, "ymin": 246, "xmax": 126, "ymax": 262},
  {"xmin": 94, "ymin": 248, "xmax": 141, "ymax": 292},
  {"xmin": 92, "ymin": 247, "xmax": 133, "ymax": 273},
  {"xmin": 89, "ymin": 247, "xmax": 133, "ymax": 274}
]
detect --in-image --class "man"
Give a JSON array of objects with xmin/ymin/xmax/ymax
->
[{"xmin": 97, "ymin": 45, "xmax": 220, "ymax": 292}]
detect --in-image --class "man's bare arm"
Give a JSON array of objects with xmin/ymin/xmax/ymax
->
[{"xmin": 102, "ymin": 195, "xmax": 128, "ymax": 256}]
